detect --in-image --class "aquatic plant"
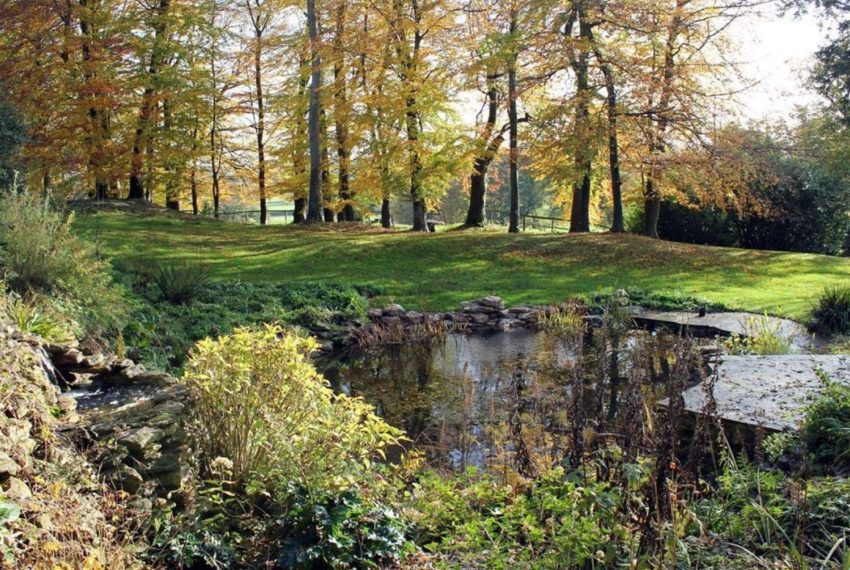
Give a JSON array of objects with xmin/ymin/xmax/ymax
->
[
  {"xmin": 537, "ymin": 302, "xmax": 586, "ymax": 338},
  {"xmin": 721, "ymin": 313, "xmax": 792, "ymax": 355}
]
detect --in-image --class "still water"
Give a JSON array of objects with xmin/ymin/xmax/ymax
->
[{"xmin": 319, "ymin": 328, "xmax": 692, "ymax": 471}]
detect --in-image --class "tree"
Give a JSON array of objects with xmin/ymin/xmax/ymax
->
[{"xmin": 306, "ymin": 0, "xmax": 325, "ymax": 223}]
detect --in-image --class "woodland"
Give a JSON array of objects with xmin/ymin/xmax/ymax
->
[{"xmin": 4, "ymin": 1, "xmax": 850, "ymax": 569}]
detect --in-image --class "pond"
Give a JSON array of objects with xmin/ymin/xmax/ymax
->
[{"xmin": 319, "ymin": 327, "xmax": 705, "ymax": 472}]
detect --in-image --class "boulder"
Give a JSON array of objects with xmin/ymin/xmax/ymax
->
[
  {"xmin": 382, "ymin": 303, "xmax": 405, "ymax": 317},
  {"xmin": 118, "ymin": 426, "xmax": 165, "ymax": 457},
  {"xmin": 478, "ymin": 295, "xmax": 504, "ymax": 308}
]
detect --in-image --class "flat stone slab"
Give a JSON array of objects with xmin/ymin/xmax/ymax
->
[
  {"xmin": 633, "ymin": 310, "xmax": 814, "ymax": 351},
  {"xmin": 678, "ymin": 355, "xmax": 850, "ymax": 431}
]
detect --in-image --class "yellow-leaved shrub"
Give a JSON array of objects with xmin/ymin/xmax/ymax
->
[{"xmin": 183, "ymin": 325, "xmax": 404, "ymax": 494}]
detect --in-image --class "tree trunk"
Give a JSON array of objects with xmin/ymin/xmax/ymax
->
[
  {"xmin": 465, "ymin": 78, "xmax": 501, "ymax": 228},
  {"xmin": 251, "ymin": 12, "xmax": 267, "ymax": 225},
  {"xmin": 293, "ymin": 198, "xmax": 306, "ymax": 223},
  {"xmin": 508, "ymin": 11, "xmax": 520, "ymax": 234},
  {"xmin": 568, "ymin": 11, "xmax": 592, "ymax": 233},
  {"xmin": 604, "ymin": 71, "xmax": 624, "ymax": 233},
  {"xmin": 128, "ymin": 0, "xmax": 170, "ymax": 200},
  {"xmin": 210, "ymin": 121, "xmax": 220, "ymax": 219},
  {"xmin": 306, "ymin": 0, "xmax": 324, "ymax": 223},
  {"xmin": 643, "ymin": 0, "xmax": 683, "ymax": 237},
  {"xmin": 466, "ymin": 169, "xmax": 487, "ymax": 227},
  {"xmin": 333, "ymin": 0, "xmax": 354, "ymax": 222},
  {"xmin": 191, "ymin": 167, "xmax": 198, "ymax": 215},
  {"xmin": 644, "ymin": 180, "xmax": 660, "ymax": 239},
  {"xmin": 381, "ymin": 197, "xmax": 392, "ymax": 228},
  {"xmin": 79, "ymin": 0, "xmax": 111, "ymax": 199}
]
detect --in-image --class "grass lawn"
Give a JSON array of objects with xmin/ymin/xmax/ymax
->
[{"xmin": 76, "ymin": 211, "xmax": 850, "ymax": 321}]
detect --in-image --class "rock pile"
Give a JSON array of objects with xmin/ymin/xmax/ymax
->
[
  {"xmin": 366, "ymin": 296, "xmax": 549, "ymax": 333},
  {"xmin": 16, "ymin": 334, "xmax": 192, "ymax": 497}
]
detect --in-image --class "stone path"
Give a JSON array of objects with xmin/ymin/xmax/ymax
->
[
  {"xmin": 633, "ymin": 309, "xmax": 816, "ymax": 351},
  {"xmin": 678, "ymin": 355, "xmax": 850, "ymax": 431}
]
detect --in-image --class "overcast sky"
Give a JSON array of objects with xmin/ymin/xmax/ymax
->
[{"xmin": 732, "ymin": 10, "xmax": 828, "ymax": 121}]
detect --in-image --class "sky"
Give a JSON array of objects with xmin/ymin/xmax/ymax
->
[{"xmin": 732, "ymin": 9, "xmax": 828, "ymax": 121}]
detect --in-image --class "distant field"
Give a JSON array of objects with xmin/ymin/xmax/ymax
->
[{"xmin": 76, "ymin": 211, "xmax": 850, "ymax": 321}]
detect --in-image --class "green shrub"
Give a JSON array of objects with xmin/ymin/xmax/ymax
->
[
  {"xmin": 0, "ymin": 192, "xmax": 80, "ymax": 291},
  {"xmin": 152, "ymin": 261, "xmax": 212, "ymax": 304},
  {"xmin": 2, "ymin": 294, "xmax": 72, "ymax": 342},
  {"xmin": 406, "ymin": 466, "xmax": 630, "ymax": 568},
  {"xmin": 810, "ymin": 285, "xmax": 850, "ymax": 336},
  {"xmin": 0, "ymin": 192, "xmax": 125, "ymax": 337},
  {"xmin": 279, "ymin": 491, "xmax": 411, "ymax": 569},
  {"xmin": 803, "ymin": 371, "xmax": 850, "ymax": 471},
  {"xmin": 183, "ymin": 325, "xmax": 403, "ymax": 491}
]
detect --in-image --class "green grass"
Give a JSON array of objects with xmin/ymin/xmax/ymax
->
[{"xmin": 77, "ymin": 211, "xmax": 850, "ymax": 320}]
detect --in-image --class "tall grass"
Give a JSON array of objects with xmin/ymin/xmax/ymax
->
[{"xmin": 811, "ymin": 285, "xmax": 850, "ymax": 336}]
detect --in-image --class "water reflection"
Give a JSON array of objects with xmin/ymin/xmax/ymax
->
[{"xmin": 319, "ymin": 328, "xmax": 691, "ymax": 472}]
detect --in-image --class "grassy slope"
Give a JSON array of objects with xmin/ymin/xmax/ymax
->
[{"xmin": 77, "ymin": 211, "xmax": 850, "ymax": 320}]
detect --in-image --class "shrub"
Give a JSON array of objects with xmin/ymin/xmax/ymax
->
[
  {"xmin": 183, "ymin": 325, "xmax": 404, "ymax": 491},
  {"xmin": 279, "ymin": 491, "xmax": 411, "ymax": 569},
  {"xmin": 0, "ymin": 192, "xmax": 81, "ymax": 291},
  {"xmin": 152, "ymin": 261, "xmax": 212, "ymax": 304},
  {"xmin": 2, "ymin": 294, "xmax": 72, "ymax": 342},
  {"xmin": 810, "ymin": 285, "xmax": 850, "ymax": 336},
  {"xmin": 0, "ymin": 192, "xmax": 125, "ymax": 337},
  {"xmin": 802, "ymin": 371, "xmax": 850, "ymax": 472}
]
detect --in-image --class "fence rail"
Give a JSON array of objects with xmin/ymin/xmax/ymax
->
[{"xmin": 190, "ymin": 207, "xmax": 570, "ymax": 232}]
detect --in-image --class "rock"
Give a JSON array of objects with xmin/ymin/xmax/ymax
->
[
  {"xmin": 5, "ymin": 477, "xmax": 31, "ymax": 501},
  {"xmin": 382, "ymin": 303, "xmax": 405, "ymax": 316},
  {"xmin": 367, "ymin": 308, "xmax": 384, "ymax": 320},
  {"xmin": 479, "ymin": 295, "xmax": 504, "ymax": 308},
  {"xmin": 107, "ymin": 466, "xmax": 145, "ymax": 494},
  {"xmin": 54, "ymin": 348, "xmax": 84, "ymax": 365},
  {"xmin": 404, "ymin": 311, "xmax": 423, "ymax": 322},
  {"xmin": 68, "ymin": 372, "xmax": 94, "ymax": 388},
  {"xmin": 497, "ymin": 318, "xmax": 524, "ymax": 331},
  {"xmin": 118, "ymin": 426, "xmax": 164, "ymax": 456},
  {"xmin": 57, "ymin": 394, "xmax": 77, "ymax": 415},
  {"xmin": 111, "ymin": 358, "xmax": 135, "ymax": 371},
  {"xmin": 469, "ymin": 313, "xmax": 491, "ymax": 325},
  {"xmin": 0, "ymin": 451, "xmax": 20, "ymax": 476},
  {"xmin": 462, "ymin": 303, "xmax": 491, "ymax": 314}
]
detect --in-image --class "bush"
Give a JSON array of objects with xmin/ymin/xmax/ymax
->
[
  {"xmin": 183, "ymin": 325, "xmax": 403, "ymax": 490},
  {"xmin": 278, "ymin": 491, "xmax": 411, "ymax": 569},
  {"xmin": 2, "ymin": 294, "xmax": 72, "ymax": 342},
  {"xmin": 810, "ymin": 285, "xmax": 850, "ymax": 336},
  {"xmin": 802, "ymin": 372, "xmax": 850, "ymax": 472},
  {"xmin": 152, "ymin": 261, "xmax": 212, "ymax": 304},
  {"xmin": 0, "ymin": 192, "xmax": 125, "ymax": 337},
  {"xmin": 406, "ymin": 466, "xmax": 630, "ymax": 568}
]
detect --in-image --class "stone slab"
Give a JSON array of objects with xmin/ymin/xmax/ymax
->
[
  {"xmin": 677, "ymin": 355, "xmax": 850, "ymax": 431},
  {"xmin": 633, "ymin": 310, "xmax": 815, "ymax": 351}
]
